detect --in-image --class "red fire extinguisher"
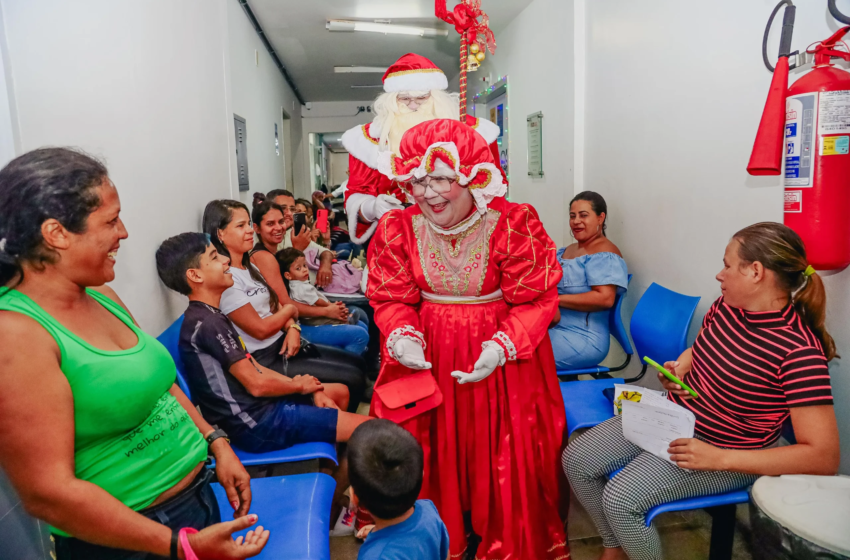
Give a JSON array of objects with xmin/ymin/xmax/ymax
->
[
  {"xmin": 748, "ymin": 0, "xmax": 850, "ymax": 271},
  {"xmin": 783, "ymin": 28, "xmax": 850, "ymax": 271}
]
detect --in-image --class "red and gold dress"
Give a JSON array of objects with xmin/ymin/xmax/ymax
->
[{"xmin": 367, "ymin": 195, "xmax": 569, "ymax": 560}]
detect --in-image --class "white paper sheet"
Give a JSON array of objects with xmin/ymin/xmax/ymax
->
[
  {"xmin": 621, "ymin": 399, "xmax": 696, "ymax": 465},
  {"xmin": 612, "ymin": 384, "xmax": 667, "ymax": 415}
]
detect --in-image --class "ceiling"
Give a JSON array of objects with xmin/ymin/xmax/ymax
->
[
  {"xmin": 321, "ymin": 132, "xmax": 346, "ymax": 152},
  {"xmin": 246, "ymin": 0, "xmax": 533, "ymax": 102}
]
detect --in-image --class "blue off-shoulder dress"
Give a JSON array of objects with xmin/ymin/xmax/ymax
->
[{"xmin": 548, "ymin": 250, "xmax": 628, "ymax": 370}]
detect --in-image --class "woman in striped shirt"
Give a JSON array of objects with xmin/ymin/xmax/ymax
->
[{"xmin": 563, "ymin": 222, "xmax": 839, "ymax": 560}]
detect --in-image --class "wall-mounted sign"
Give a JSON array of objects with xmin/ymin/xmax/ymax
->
[{"xmin": 527, "ymin": 111, "xmax": 543, "ymax": 178}]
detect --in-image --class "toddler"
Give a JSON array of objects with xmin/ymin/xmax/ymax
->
[{"xmin": 278, "ymin": 248, "xmax": 369, "ymax": 356}]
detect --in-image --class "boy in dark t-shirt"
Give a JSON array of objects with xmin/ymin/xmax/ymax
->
[{"xmin": 155, "ymin": 233, "xmax": 370, "ymax": 453}]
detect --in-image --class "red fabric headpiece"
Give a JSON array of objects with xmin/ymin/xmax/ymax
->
[
  {"xmin": 382, "ymin": 53, "xmax": 448, "ymax": 93},
  {"xmin": 377, "ymin": 119, "xmax": 506, "ymax": 213}
]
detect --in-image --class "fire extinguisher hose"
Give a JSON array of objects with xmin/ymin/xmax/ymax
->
[
  {"xmin": 828, "ymin": 0, "xmax": 850, "ymax": 25},
  {"xmin": 763, "ymin": 0, "xmax": 797, "ymax": 72}
]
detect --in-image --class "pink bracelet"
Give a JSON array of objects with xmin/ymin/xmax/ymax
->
[{"xmin": 178, "ymin": 527, "xmax": 200, "ymax": 560}]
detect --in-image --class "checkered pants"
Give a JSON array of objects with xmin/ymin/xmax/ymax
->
[{"xmin": 562, "ymin": 416, "xmax": 757, "ymax": 560}]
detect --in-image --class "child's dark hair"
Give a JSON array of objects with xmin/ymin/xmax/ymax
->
[
  {"xmin": 348, "ymin": 419, "xmax": 423, "ymax": 520},
  {"xmin": 275, "ymin": 247, "xmax": 304, "ymax": 291},
  {"xmin": 156, "ymin": 233, "xmax": 210, "ymax": 295}
]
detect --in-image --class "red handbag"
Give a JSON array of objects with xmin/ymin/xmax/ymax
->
[{"xmin": 373, "ymin": 371, "xmax": 443, "ymax": 424}]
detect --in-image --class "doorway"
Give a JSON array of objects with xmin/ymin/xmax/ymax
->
[{"xmin": 281, "ymin": 107, "xmax": 293, "ymax": 191}]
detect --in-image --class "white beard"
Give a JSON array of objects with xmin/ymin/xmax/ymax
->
[{"xmin": 386, "ymin": 97, "xmax": 439, "ymax": 154}]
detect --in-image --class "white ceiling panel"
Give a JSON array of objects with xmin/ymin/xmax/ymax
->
[{"xmin": 246, "ymin": 0, "xmax": 532, "ymax": 101}]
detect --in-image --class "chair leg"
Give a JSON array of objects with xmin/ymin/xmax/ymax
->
[{"xmin": 706, "ymin": 503, "xmax": 737, "ymax": 560}]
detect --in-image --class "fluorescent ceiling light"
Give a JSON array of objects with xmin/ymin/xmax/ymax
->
[
  {"xmin": 326, "ymin": 20, "xmax": 448, "ymax": 37},
  {"xmin": 350, "ymin": 85, "xmax": 384, "ymax": 89},
  {"xmin": 334, "ymin": 66, "xmax": 388, "ymax": 74}
]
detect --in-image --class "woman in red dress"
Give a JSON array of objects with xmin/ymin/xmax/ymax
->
[{"xmin": 366, "ymin": 119, "xmax": 568, "ymax": 560}]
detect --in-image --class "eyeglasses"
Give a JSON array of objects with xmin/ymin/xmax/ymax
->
[
  {"xmin": 397, "ymin": 93, "xmax": 431, "ymax": 107},
  {"xmin": 409, "ymin": 175, "xmax": 455, "ymax": 196}
]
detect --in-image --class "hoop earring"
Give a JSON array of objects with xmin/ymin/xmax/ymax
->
[{"xmin": 569, "ymin": 229, "xmax": 575, "ymax": 239}]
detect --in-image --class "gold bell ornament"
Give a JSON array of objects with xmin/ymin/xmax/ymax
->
[{"xmin": 467, "ymin": 42, "xmax": 484, "ymax": 71}]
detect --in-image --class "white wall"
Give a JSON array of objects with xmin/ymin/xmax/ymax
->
[
  {"xmin": 582, "ymin": 0, "xmax": 850, "ymax": 473},
  {"xmin": 300, "ymin": 101, "xmax": 372, "ymax": 197},
  {"xmin": 467, "ymin": 0, "xmax": 574, "ymax": 245},
  {"xmin": 329, "ymin": 150, "xmax": 349, "ymax": 186},
  {"xmin": 1, "ymin": 0, "xmax": 236, "ymax": 336},
  {"xmin": 0, "ymin": 6, "xmax": 51, "ymax": 556},
  {"xmin": 225, "ymin": 0, "xmax": 304, "ymax": 205},
  {"xmin": 0, "ymin": 0, "xmax": 306, "ymax": 337}
]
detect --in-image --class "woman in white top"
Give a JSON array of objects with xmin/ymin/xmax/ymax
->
[{"xmin": 202, "ymin": 200, "xmax": 367, "ymax": 411}]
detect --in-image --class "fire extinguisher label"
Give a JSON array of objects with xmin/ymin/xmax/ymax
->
[
  {"xmin": 784, "ymin": 93, "xmax": 817, "ymax": 187},
  {"xmin": 820, "ymin": 135, "xmax": 850, "ymax": 155},
  {"xmin": 784, "ymin": 190, "xmax": 803, "ymax": 213},
  {"xmin": 817, "ymin": 91, "xmax": 850, "ymax": 135}
]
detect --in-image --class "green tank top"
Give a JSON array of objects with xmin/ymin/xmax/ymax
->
[{"xmin": 0, "ymin": 289, "xmax": 208, "ymax": 536}]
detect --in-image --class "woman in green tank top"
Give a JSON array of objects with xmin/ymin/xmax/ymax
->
[{"xmin": 0, "ymin": 148, "xmax": 268, "ymax": 559}]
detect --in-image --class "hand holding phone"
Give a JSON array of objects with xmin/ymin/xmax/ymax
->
[
  {"xmin": 644, "ymin": 356, "xmax": 700, "ymax": 398},
  {"xmin": 293, "ymin": 212, "xmax": 307, "ymax": 236},
  {"xmin": 316, "ymin": 209, "xmax": 329, "ymax": 233}
]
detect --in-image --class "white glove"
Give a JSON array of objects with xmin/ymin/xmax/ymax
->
[
  {"xmin": 393, "ymin": 338, "xmax": 432, "ymax": 370},
  {"xmin": 360, "ymin": 194, "xmax": 404, "ymax": 222},
  {"xmin": 451, "ymin": 345, "xmax": 504, "ymax": 385}
]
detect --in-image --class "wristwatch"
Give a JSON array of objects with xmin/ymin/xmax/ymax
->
[
  {"xmin": 287, "ymin": 322, "xmax": 302, "ymax": 333},
  {"xmin": 205, "ymin": 428, "xmax": 229, "ymax": 447}
]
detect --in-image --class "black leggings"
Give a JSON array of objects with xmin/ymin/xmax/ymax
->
[{"xmin": 252, "ymin": 337, "xmax": 367, "ymax": 412}]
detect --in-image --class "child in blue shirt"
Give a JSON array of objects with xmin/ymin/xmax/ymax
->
[{"xmin": 349, "ymin": 419, "xmax": 449, "ymax": 560}]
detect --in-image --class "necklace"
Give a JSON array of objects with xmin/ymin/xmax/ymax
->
[{"xmin": 425, "ymin": 212, "xmax": 489, "ymax": 295}]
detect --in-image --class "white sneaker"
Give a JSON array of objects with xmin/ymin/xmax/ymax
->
[{"xmin": 329, "ymin": 506, "xmax": 356, "ymax": 537}]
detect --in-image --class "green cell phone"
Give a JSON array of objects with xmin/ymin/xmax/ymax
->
[{"xmin": 643, "ymin": 356, "xmax": 699, "ymax": 398}]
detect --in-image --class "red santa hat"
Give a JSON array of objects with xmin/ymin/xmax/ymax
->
[
  {"xmin": 382, "ymin": 53, "xmax": 449, "ymax": 93},
  {"xmin": 377, "ymin": 119, "xmax": 507, "ymax": 213}
]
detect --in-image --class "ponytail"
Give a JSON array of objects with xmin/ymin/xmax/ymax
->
[
  {"xmin": 734, "ymin": 222, "xmax": 837, "ymax": 361},
  {"xmin": 793, "ymin": 270, "xmax": 837, "ymax": 361},
  {"xmin": 202, "ymin": 199, "xmax": 280, "ymax": 313}
]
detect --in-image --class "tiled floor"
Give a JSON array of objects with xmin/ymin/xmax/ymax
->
[{"xmin": 329, "ymin": 490, "xmax": 755, "ymax": 560}]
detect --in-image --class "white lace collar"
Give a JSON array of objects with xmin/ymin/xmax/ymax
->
[{"xmin": 425, "ymin": 210, "xmax": 483, "ymax": 236}]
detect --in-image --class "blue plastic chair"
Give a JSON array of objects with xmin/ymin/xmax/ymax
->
[
  {"xmin": 561, "ymin": 282, "xmax": 700, "ymax": 436},
  {"xmin": 212, "ymin": 473, "xmax": 335, "ymax": 560},
  {"xmin": 557, "ymin": 274, "xmax": 634, "ymax": 380},
  {"xmin": 157, "ymin": 315, "xmax": 337, "ymax": 466}
]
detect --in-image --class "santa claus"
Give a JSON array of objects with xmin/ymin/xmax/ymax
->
[{"xmin": 341, "ymin": 52, "xmax": 502, "ymax": 245}]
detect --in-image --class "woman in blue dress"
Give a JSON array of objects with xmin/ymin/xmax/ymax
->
[{"xmin": 549, "ymin": 191, "xmax": 628, "ymax": 370}]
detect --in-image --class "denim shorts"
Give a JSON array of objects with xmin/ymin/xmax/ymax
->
[
  {"xmin": 53, "ymin": 468, "xmax": 220, "ymax": 560},
  {"xmin": 230, "ymin": 394, "xmax": 338, "ymax": 454}
]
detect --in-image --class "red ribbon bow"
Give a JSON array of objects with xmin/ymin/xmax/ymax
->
[{"xmin": 435, "ymin": 0, "xmax": 496, "ymax": 55}]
